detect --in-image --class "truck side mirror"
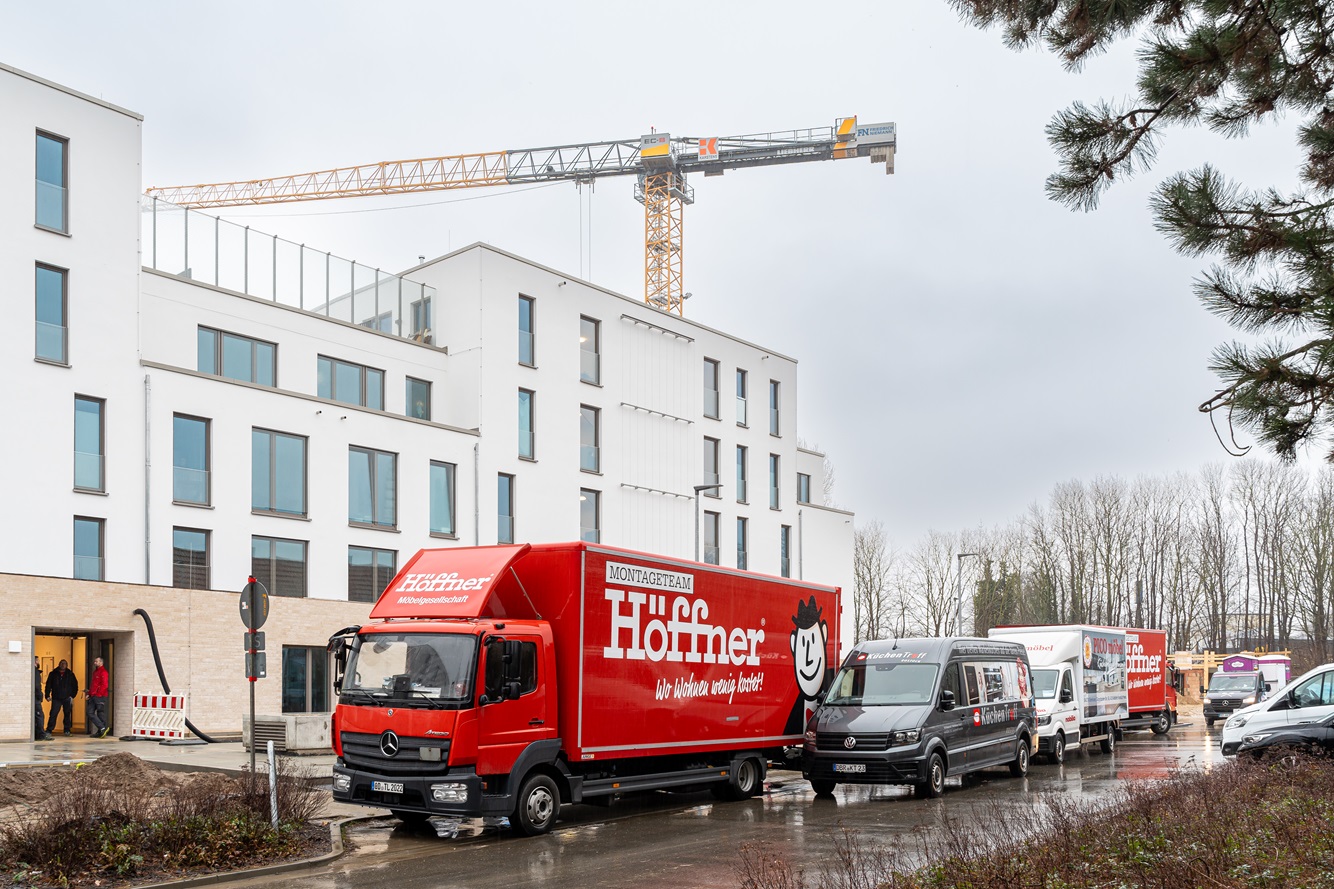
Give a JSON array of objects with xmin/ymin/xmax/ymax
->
[
  {"xmin": 1059, "ymin": 688, "xmax": 1074, "ymax": 704},
  {"xmin": 1264, "ymin": 682, "xmax": 1273, "ymax": 692},
  {"xmin": 939, "ymin": 689, "xmax": 956, "ymax": 711}
]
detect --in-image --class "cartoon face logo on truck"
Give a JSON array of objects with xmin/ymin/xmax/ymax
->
[{"xmin": 791, "ymin": 596, "xmax": 828, "ymax": 699}]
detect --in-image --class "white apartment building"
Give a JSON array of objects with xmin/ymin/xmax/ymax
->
[{"xmin": 0, "ymin": 62, "xmax": 853, "ymax": 741}]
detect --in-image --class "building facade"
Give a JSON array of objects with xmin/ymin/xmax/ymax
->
[{"xmin": 0, "ymin": 62, "xmax": 853, "ymax": 740}]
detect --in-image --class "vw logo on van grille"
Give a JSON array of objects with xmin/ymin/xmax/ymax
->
[
  {"xmin": 844, "ymin": 736, "xmax": 857, "ymax": 749},
  {"xmin": 380, "ymin": 730, "xmax": 400, "ymax": 757}
]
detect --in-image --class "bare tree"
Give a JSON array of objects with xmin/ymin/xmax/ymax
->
[{"xmin": 852, "ymin": 520, "xmax": 897, "ymax": 644}]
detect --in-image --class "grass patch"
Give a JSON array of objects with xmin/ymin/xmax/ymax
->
[{"xmin": 739, "ymin": 754, "xmax": 1334, "ymax": 889}]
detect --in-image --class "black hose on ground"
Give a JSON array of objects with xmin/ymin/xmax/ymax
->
[{"xmin": 133, "ymin": 608, "xmax": 217, "ymax": 743}]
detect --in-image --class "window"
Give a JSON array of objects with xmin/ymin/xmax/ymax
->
[
  {"xmin": 361, "ymin": 312, "xmax": 392, "ymax": 333},
  {"xmin": 736, "ymin": 369, "xmax": 748, "ymax": 426},
  {"xmin": 73, "ymin": 396, "xmax": 104, "ymax": 492},
  {"xmin": 252, "ymin": 429, "xmax": 307, "ymax": 516},
  {"xmin": 198, "ymin": 327, "xmax": 276, "ymax": 387},
  {"xmin": 73, "ymin": 516, "xmax": 104, "ymax": 581},
  {"xmin": 780, "ymin": 525, "xmax": 792, "ymax": 578},
  {"xmin": 430, "ymin": 461, "xmax": 456, "ymax": 536},
  {"xmin": 580, "ymin": 405, "xmax": 600, "ymax": 472},
  {"xmin": 736, "ymin": 517, "xmax": 748, "ymax": 570},
  {"xmin": 36, "ymin": 131, "xmax": 67, "ymax": 232},
  {"xmin": 35, "ymin": 263, "xmax": 67, "ymax": 363},
  {"xmin": 252, "ymin": 535, "xmax": 307, "ymax": 598},
  {"xmin": 580, "ymin": 489, "xmax": 601, "ymax": 543},
  {"xmin": 281, "ymin": 646, "xmax": 330, "ymax": 714},
  {"xmin": 703, "ymin": 511, "xmax": 720, "ymax": 565},
  {"xmin": 580, "ymin": 316, "xmax": 601, "ymax": 384},
  {"xmin": 411, "ymin": 296, "xmax": 433, "ymax": 344},
  {"xmin": 498, "ymin": 473, "xmax": 515, "ymax": 544},
  {"xmin": 703, "ymin": 437, "xmax": 720, "ymax": 491},
  {"xmin": 349, "ymin": 446, "xmax": 397, "ymax": 528},
  {"xmin": 485, "ymin": 638, "xmax": 538, "ymax": 700},
  {"xmin": 518, "ymin": 295, "xmax": 535, "ymax": 366},
  {"xmin": 348, "ymin": 546, "xmax": 396, "ymax": 603},
  {"xmin": 703, "ymin": 359, "xmax": 720, "ymax": 419},
  {"xmin": 736, "ymin": 445, "xmax": 748, "ymax": 503},
  {"xmin": 172, "ymin": 527, "xmax": 209, "ymax": 589},
  {"xmin": 318, "ymin": 356, "xmax": 384, "ymax": 410},
  {"xmin": 797, "ymin": 473, "xmax": 812, "ymax": 504},
  {"xmin": 769, "ymin": 454, "xmax": 781, "ymax": 509},
  {"xmin": 769, "ymin": 380, "xmax": 781, "ymax": 436},
  {"xmin": 1291, "ymin": 670, "xmax": 1334, "ymax": 708},
  {"xmin": 172, "ymin": 414, "xmax": 210, "ymax": 505},
  {"xmin": 518, "ymin": 389, "xmax": 536, "ymax": 458},
  {"xmin": 406, "ymin": 377, "xmax": 431, "ymax": 421}
]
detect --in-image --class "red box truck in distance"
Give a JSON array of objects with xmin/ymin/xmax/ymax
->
[{"xmin": 327, "ymin": 542, "xmax": 841, "ymax": 835}]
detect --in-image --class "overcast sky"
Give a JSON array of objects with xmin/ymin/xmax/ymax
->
[{"xmin": 4, "ymin": 1, "xmax": 1309, "ymax": 543}]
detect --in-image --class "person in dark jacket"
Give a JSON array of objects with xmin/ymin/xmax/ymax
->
[
  {"xmin": 44, "ymin": 659, "xmax": 79, "ymax": 736},
  {"xmin": 34, "ymin": 657, "xmax": 52, "ymax": 741}
]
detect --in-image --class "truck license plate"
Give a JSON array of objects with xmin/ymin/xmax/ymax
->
[
  {"xmin": 833, "ymin": 763, "xmax": 866, "ymax": 773},
  {"xmin": 372, "ymin": 781, "xmax": 404, "ymax": 794}
]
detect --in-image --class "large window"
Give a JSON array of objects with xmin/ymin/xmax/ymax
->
[
  {"xmin": 281, "ymin": 646, "xmax": 330, "ymax": 714},
  {"xmin": 769, "ymin": 380, "xmax": 781, "ymax": 436},
  {"xmin": 73, "ymin": 396, "xmax": 104, "ymax": 492},
  {"xmin": 252, "ymin": 535, "xmax": 307, "ymax": 598},
  {"xmin": 172, "ymin": 527, "xmax": 210, "ymax": 589},
  {"xmin": 348, "ymin": 546, "xmax": 396, "ymax": 603},
  {"xmin": 73, "ymin": 516, "xmax": 104, "ymax": 581},
  {"xmin": 318, "ymin": 356, "xmax": 384, "ymax": 410},
  {"xmin": 703, "ymin": 359, "xmax": 720, "ymax": 419},
  {"xmin": 518, "ymin": 295, "xmax": 536, "ymax": 366},
  {"xmin": 703, "ymin": 437, "xmax": 721, "ymax": 491},
  {"xmin": 736, "ymin": 445, "xmax": 748, "ymax": 503},
  {"xmin": 252, "ymin": 429, "xmax": 307, "ymax": 516},
  {"xmin": 35, "ymin": 263, "xmax": 67, "ymax": 363},
  {"xmin": 736, "ymin": 369, "xmax": 748, "ymax": 427},
  {"xmin": 498, "ymin": 473, "xmax": 515, "ymax": 544},
  {"xmin": 36, "ymin": 131, "xmax": 67, "ymax": 232},
  {"xmin": 580, "ymin": 316, "xmax": 601, "ymax": 384},
  {"xmin": 172, "ymin": 414, "xmax": 210, "ymax": 505},
  {"xmin": 797, "ymin": 473, "xmax": 812, "ymax": 504},
  {"xmin": 736, "ymin": 517, "xmax": 749, "ymax": 570},
  {"xmin": 580, "ymin": 489, "xmax": 601, "ymax": 543},
  {"xmin": 703, "ymin": 511, "xmax": 720, "ymax": 565},
  {"xmin": 780, "ymin": 525, "xmax": 792, "ymax": 578},
  {"xmin": 769, "ymin": 454, "xmax": 781, "ymax": 509},
  {"xmin": 580, "ymin": 405, "xmax": 600, "ymax": 472},
  {"xmin": 349, "ymin": 446, "xmax": 396, "ymax": 528},
  {"xmin": 430, "ymin": 461, "xmax": 456, "ymax": 536},
  {"xmin": 198, "ymin": 327, "xmax": 276, "ymax": 387},
  {"xmin": 406, "ymin": 377, "xmax": 431, "ymax": 420},
  {"xmin": 518, "ymin": 389, "xmax": 536, "ymax": 458}
]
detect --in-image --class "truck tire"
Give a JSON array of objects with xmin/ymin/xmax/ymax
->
[
  {"xmin": 1151, "ymin": 710, "xmax": 1171, "ymax": 735},
  {"xmin": 809, "ymin": 778, "xmax": 837, "ymax": 797},
  {"xmin": 390, "ymin": 809, "xmax": 430, "ymax": 827},
  {"xmin": 1099, "ymin": 731, "xmax": 1115, "ymax": 754},
  {"xmin": 913, "ymin": 752, "xmax": 946, "ymax": 799},
  {"xmin": 1049, "ymin": 731, "xmax": 1066, "ymax": 765},
  {"xmin": 1206, "ymin": 717, "xmax": 1215, "ymax": 728},
  {"xmin": 1009, "ymin": 739, "xmax": 1030, "ymax": 777},
  {"xmin": 511, "ymin": 773, "xmax": 560, "ymax": 836},
  {"xmin": 713, "ymin": 756, "xmax": 765, "ymax": 801}
]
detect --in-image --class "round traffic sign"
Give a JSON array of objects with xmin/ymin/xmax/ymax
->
[{"xmin": 239, "ymin": 578, "xmax": 270, "ymax": 630}]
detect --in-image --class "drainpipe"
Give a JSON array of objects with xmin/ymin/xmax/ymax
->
[
  {"xmin": 474, "ymin": 442, "xmax": 480, "ymax": 545},
  {"xmin": 144, "ymin": 374, "xmax": 152, "ymax": 584},
  {"xmin": 798, "ymin": 508, "xmax": 804, "ymax": 581}
]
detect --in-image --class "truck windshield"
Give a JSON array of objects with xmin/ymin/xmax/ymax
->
[
  {"xmin": 344, "ymin": 633, "xmax": 478, "ymax": 706},
  {"xmin": 1208, "ymin": 674, "xmax": 1260, "ymax": 693},
  {"xmin": 824, "ymin": 662, "xmax": 939, "ymax": 706},
  {"xmin": 1032, "ymin": 669, "xmax": 1059, "ymax": 700}
]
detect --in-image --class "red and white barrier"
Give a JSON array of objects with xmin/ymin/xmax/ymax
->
[{"xmin": 132, "ymin": 692, "xmax": 188, "ymax": 739}]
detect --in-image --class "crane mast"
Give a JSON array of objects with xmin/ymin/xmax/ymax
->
[{"xmin": 146, "ymin": 117, "xmax": 896, "ymax": 315}]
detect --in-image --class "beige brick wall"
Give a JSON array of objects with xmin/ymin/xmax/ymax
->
[{"xmin": 2, "ymin": 573, "xmax": 372, "ymax": 740}]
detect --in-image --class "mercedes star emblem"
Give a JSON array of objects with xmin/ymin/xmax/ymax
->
[
  {"xmin": 380, "ymin": 730, "xmax": 400, "ymax": 757},
  {"xmin": 844, "ymin": 736, "xmax": 857, "ymax": 749}
]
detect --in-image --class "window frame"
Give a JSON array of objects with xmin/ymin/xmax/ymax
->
[
  {"xmin": 198, "ymin": 326, "xmax": 277, "ymax": 387},
  {"xmin": 518, "ymin": 388, "xmax": 536, "ymax": 459},
  {"xmin": 318, "ymin": 355, "xmax": 384, "ymax": 410},
  {"xmin": 410, "ymin": 296, "xmax": 433, "ymax": 344},
  {"xmin": 35, "ymin": 262, "xmax": 68, "ymax": 365},
  {"xmin": 769, "ymin": 380, "xmax": 781, "ymax": 436},
  {"xmin": 780, "ymin": 525, "xmax": 792, "ymax": 578},
  {"xmin": 736, "ymin": 368, "xmax": 748, "ymax": 427},
  {"xmin": 406, "ymin": 376, "xmax": 431, "ymax": 421},
  {"xmin": 73, "ymin": 395, "xmax": 105, "ymax": 493},
  {"xmin": 73, "ymin": 516, "xmax": 104, "ymax": 581},
  {"xmin": 172, "ymin": 413, "xmax": 211, "ymax": 506},
  {"xmin": 280, "ymin": 645, "xmax": 331, "ymax": 714},
  {"xmin": 703, "ymin": 437, "xmax": 721, "ymax": 493},
  {"xmin": 35, "ymin": 130, "xmax": 68, "ymax": 233},
  {"xmin": 703, "ymin": 510, "xmax": 721, "ymax": 566},
  {"xmin": 580, "ymin": 488, "xmax": 601, "ymax": 543},
  {"xmin": 251, "ymin": 428, "xmax": 308, "ymax": 517},
  {"xmin": 736, "ymin": 516, "xmax": 749, "ymax": 570},
  {"xmin": 797, "ymin": 472, "xmax": 812, "ymax": 504},
  {"xmin": 736, "ymin": 445, "xmax": 748, "ymax": 504},
  {"xmin": 348, "ymin": 545, "xmax": 397, "ymax": 603},
  {"xmin": 498, "ymin": 473, "xmax": 516, "ymax": 544},
  {"xmin": 518, "ymin": 295, "xmax": 536, "ymax": 366},
  {"xmin": 430, "ymin": 460, "xmax": 457, "ymax": 537},
  {"xmin": 580, "ymin": 315, "xmax": 601, "ymax": 384},
  {"xmin": 251, "ymin": 534, "xmax": 308, "ymax": 598},
  {"xmin": 171, "ymin": 526, "xmax": 211, "ymax": 590},
  {"xmin": 769, "ymin": 453, "xmax": 781, "ymax": 509},
  {"xmin": 703, "ymin": 358, "xmax": 720, "ymax": 419},
  {"xmin": 348, "ymin": 445, "xmax": 398, "ymax": 529},
  {"xmin": 580, "ymin": 404, "xmax": 600, "ymax": 473}
]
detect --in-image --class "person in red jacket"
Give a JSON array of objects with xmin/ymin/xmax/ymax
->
[{"xmin": 88, "ymin": 657, "xmax": 110, "ymax": 738}]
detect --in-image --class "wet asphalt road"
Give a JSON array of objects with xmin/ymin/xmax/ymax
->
[{"xmin": 223, "ymin": 719, "xmax": 1229, "ymax": 889}]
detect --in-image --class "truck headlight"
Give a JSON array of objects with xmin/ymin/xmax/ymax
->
[
  {"xmin": 1202, "ymin": 696, "xmax": 1212, "ymax": 704},
  {"xmin": 1241, "ymin": 695, "xmax": 1256, "ymax": 705},
  {"xmin": 1226, "ymin": 713, "xmax": 1249, "ymax": 730},
  {"xmin": 332, "ymin": 771, "xmax": 352, "ymax": 793},
  {"xmin": 1037, "ymin": 714, "xmax": 1051, "ymax": 727},
  {"xmin": 891, "ymin": 729, "xmax": 920, "ymax": 746},
  {"xmin": 804, "ymin": 730, "xmax": 816, "ymax": 745},
  {"xmin": 430, "ymin": 783, "xmax": 468, "ymax": 803}
]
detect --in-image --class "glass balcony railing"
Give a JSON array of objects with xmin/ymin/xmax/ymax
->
[
  {"xmin": 173, "ymin": 466, "xmax": 210, "ymax": 504},
  {"xmin": 74, "ymin": 451, "xmax": 104, "ymax": 491},
  {"xmin": 704, "ymin": 389, "xmax": 719, "ymax": 418},
  {"xmin": 498, "ymin": 515, "xmax": 514, "ymax": 545},
  {"xmin": 36, "ymin": 320, "xmax": 66, "ymax": 363},
  {"xmin": 74, "ymin": 555, "xmax": 103, "ymax": 581},
  {"xmin": 704, "ymin": 545, "xmax": 720, "ymax": 566},
  {"xmin": 736, "ymin": 397, "xmax": 748, "ymax": 426},
  {"xmin": 580, "ymin": 445, "xmax": 599, "ymax": 472},
  {"xmin": 36, "ymin": 181, "xmax": 66, "ymax": 231},
  {"xmin": 580, "ymin": 349, "xmax": 600, "ymax": 384}
]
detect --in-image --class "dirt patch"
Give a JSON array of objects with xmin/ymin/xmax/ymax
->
[{"xmin": 0, "ymin": 753, "xmax": 236, "ymax": 821}]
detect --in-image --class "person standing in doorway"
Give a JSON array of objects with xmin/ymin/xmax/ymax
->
[
  {"xmin": 88, "ymin": 657, "xmax": 110, "ymax": 739},
  {"xmin": 34, "ymin": 657, "xmax": 52, "ymax": 741},
  {"xmin": 44, "ymin": 659, "xmax": 78, "ymax": 736}
]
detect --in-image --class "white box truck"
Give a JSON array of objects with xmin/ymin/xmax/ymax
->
[{"xmin": 988, "ymin": 625, "xmax": 1129, "ymax": 763}]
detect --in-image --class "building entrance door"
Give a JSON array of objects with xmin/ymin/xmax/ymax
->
[{"xmin": 35, "ymin": 633, "xmax": 87, "ymax": 735}]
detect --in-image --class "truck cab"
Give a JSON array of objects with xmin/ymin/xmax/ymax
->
[
  {"xmin": 1031, "ymin": 663, "xmax": 1082, "ymax": 759},
  {"xmin": 1203, "ymin": 671, "xmax": 1269, "ymax": 728}
]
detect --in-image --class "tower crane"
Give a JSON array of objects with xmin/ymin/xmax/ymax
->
[{"xmin": 146, "ymin": 117, "xmax": 896, "ymax": 316}]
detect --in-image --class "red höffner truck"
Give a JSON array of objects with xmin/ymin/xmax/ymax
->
[{"xmin": 327, "ymin": 542, "xmax": 841, "ymax": 835}]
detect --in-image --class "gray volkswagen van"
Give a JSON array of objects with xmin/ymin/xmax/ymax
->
[{"xmin": 802, "ymin": 637, "xmax": 1036, "ymax": 798}]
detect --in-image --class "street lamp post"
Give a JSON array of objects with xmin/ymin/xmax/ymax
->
[
  {"xmin": 693, "ymin": 484, "xmax": 722, "ymax": 562},
  {"xmin": 955, "ymin": 552, "xmax": 980, "ymax": 636}
]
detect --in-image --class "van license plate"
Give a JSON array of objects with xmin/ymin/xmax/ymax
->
[
  {"xmin": 372, "ymin": 781, "xmax": 404, "ymax": 794},
  {"xmin": 833, "ymin": 763, "xmax": 866, "ymax": 773}
]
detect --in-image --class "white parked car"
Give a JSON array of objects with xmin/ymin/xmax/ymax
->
[{"xmin": 1221, "ymin": 662, "xmax": 1334, "ymax": 756}]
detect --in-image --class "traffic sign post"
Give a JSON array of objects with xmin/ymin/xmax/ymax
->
[{"xmin": 241, "ymin": 577, "xmax": 270, "ymax": 774}]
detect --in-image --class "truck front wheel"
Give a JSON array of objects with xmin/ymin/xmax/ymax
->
[
  {"xmin": 913, "ymin": 752, "xmax": 946, "ymax": 799},
  {"xmin": 1049, "ymin": 731, "xmax": 1066, "ymax": 764},
  {"xmin": 512, "ymin": 773, "xmax": 560, "ymax": 836},
  {"xmin": 1151, "ymin": 710, "xmax": 1171, "ymax": 735},
  {"xmin": 714, "ymin": 755, "xmax": 764, "ymax": 801},
  {"xmin": 1099, "ymin": 731, "xmax": 1115, "ymax": 754}
]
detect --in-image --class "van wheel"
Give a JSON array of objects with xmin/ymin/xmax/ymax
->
[
  {"xmin": 810, "ymin": 778, "xmax": 837, "ymax": 797},
  {"xmin": 1100, "ymin": 731, "xmax": 1115, "ymax": 754},
  {"xmin": 1049, "ymin": 731, "xmax": 1066, "ymax": 764},
  {"xmin": 1009, "ymin": 740, "xmax": 1030, "ymax": 777},
  {"xmin": 1151, "ymin": 710, "xmax": 1171, "ymax": 735},
  {"xmin": 914, "ymin": 752, "xmax": 946, "ymax": 799},
  {"xmin": 511, "ymin": 773, "xmax": 560, "ymax": 836},
  {"xmin": 714, "ymin": 756, "xmax": 764, "ymax": 801},
  {"xmin": 1206, "ymin": 717, "xmax": 1216, "ymax": 728}
]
